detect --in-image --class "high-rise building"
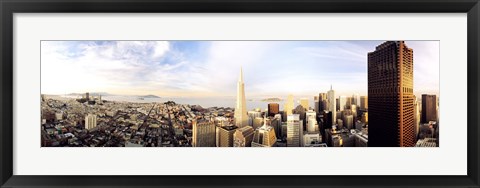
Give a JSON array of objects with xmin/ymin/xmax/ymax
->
[
  {"xmin": 327, "ymin": 85, "xmax": 336, "ymax": 126},
  {"xmin": 234, "ymin": 68, "xmax": 248, "ymax": 128},
  {"xmin": 268, "ymin": 103, "xmax": 280, "ymax": 117},
  {"xmin": 192, "ymin": 120, "xmax": 216, "ymax": 147},
  {"xmin": 85, "ymin": 114, "xmax": 97, "ymax": 130},
  {"xmin": 339, "ymin": 96, "xmax": 347, "ymax": 111},
  {"xmin": 360, "ymin": 96, "xmax": 368, "ymax": 110},
  {"xmin": 314, "ymin": 96, "xmax": 319, "ymax": 113},
  {"xmin": 217, "ymin": 125, "xmax": 238, "ymax": 147},
  {"xmin": 351, "ymin": 104, "xmax": 357, "ymax": 121},
  {"xmin": 307, "ymin": 116, "xmax": 318, "ymax": 133},
  {"xmin": 306, "ymin": 110, "xmax": 317, "ymax": 133},
  {"xmin": 319, "ymin": 93, "xmax": 327, "ymax": 112},
  {"xmin": 253, "ymin": 117, "xmax": 264, "ymax": 130},
  {"xmin": 284, "ymin": 94, "xmax": 294, "ymax": 115},
  {"xmin": 421, "ymin": 94, "xmax": 438, "ymax": 123},
  {"xmin": 233, "ymin": 126, "xmax": 254, "ymax": 147},
  {"xmin": 85, "ymin": 92, "xmax": 90, "ymax": 101},
  {"xmin": 336, "ymin": 99, "xmax": 340, "ymax": 111},
  {"xmin": 414, "ymin": 97, "xmax": 421, "ymax": 138},
  {"xmin": 346, "ymin": 97, "xmax": 353, "ymax": 109},
  {"xmin": 344, "ymin": 115, "xmax": 354, "ymax": 130},
  {"xmin": 293, "ymin": 105, "xmax": 306, "ymax": 129},
  {"xmin": 272, "ymin": 114, "xmax": 282, "ymax": 139},
  {"xmin": 247, "ymin": 111, "xmax": 262, "ymax": 127},
  {"xmin": 368, "ymin": 41, "xmax": 415, "ymax": 147},
  {"xmin": 352, "ymin": 93, "xmax": 360, "ymax": 106},
  {"xmin": 300, "ymin": 98, "xmax": 309, "ymax": 110},
  {"xmin": 287, "ymin": 114, "xmax": 303, "ymax": 147},
  {"xmin": 251, "ymin": 116, "xmax": 277, "ymax": 147},
  {"xmin": 321, "ymin": 111, "xmax": 333, "ymax": 143}
]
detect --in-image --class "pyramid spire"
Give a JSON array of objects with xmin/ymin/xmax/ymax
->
[
  {"xmin": 239, "ymin": 67, "xmax": 243, "ymax": 82},
  {"xmin": 234, "ymin": 66, "xmax": 248, "ymax": 128}
]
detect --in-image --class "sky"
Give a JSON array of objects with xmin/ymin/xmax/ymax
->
[{"xmin": 41, "ymin": 41, "xmax": 439, "ymax": 98}]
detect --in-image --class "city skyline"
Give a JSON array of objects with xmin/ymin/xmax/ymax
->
[
  {"xmin": 41, "ymin": 41, "xmax": 440, "ymax": 147},
  {"xmin": 41, "ymin": 41, "xmax": 439, "ymax": 98}
]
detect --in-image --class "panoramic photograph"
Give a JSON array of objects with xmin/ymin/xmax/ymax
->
[{"xmin": 40, "ymin": 40, "xmax": 439, "ymax": 147}]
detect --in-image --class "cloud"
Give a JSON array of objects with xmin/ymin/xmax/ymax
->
[
  {"xmin": 41, "ymin": 41, "xmax": 172, "ymax": 95},
  {"xmin": 41, "ymin": 41, "xmax": 439, "ymax": 99}
]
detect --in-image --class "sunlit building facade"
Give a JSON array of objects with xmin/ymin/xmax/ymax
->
[
  {"xmin": 192, "ymin": 120, "xmax": 216, "ymax": 147},
  {"xmin": 85, "ymin": 114, "xmax": 97, "ymax": 130}
]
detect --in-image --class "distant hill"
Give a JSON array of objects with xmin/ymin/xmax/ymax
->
[
  {"xmin": 66, "ymin": 93, "xmax": 160, "ymax": 98},
  {"xmin": 139, "ymin": 95, "xmax": 161, "ymax": 98},
  {"xmin": 67, "ymin": 92, "xmax": 112, "ymax": 96},
  {"xmin": 261, "ymin": 97, "xmax": 283, "ymax": 102}
]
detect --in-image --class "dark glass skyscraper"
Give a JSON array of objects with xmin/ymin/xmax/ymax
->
[
  {"xmin": 421, "ymin": 94, "xmax": 437, "ymax": 123},
  {"xmin": 368, "ymin": 41, "xmax": 416, "ymax": 147}
]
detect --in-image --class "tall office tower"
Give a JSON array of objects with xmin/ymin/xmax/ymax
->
[
  {"xmin": 273, "ymin": 114, "xmax": 283, "ymax": 138},
  {"xmin": 293, "ymin": 105, "xmax": 306, "ymax": 129},
  {"xmin": 247, "ymin": 110, "xmax": 262, "ymax": 127},
  {"xmin": 368, "ymin": 41, "xmax": 415, "ymax": 147},
  {"xmin": 251, "ymin": 116, "xmax": 277, "ymax": 147},
  {"xmin": 285, "ymin": 94, "xmax": 295, "ymax": 115},
  {"xmin": 421, "ymin": 94, "xmax": 438, "ymax": 123},
  {"xmin": 351, "ymin": 104, "xmax": 357, "ymax": 121},
  {"xmin": 287, "ymin": 114, "xmax": 303, "ymax": 147},
  {"xmin": 327, "ymin": 85, "xmax": 336, "ymax": 126},
  {"xmin": 344, "ymin": 115, "xmax": 354, "ymax": 130},
  {"xmin": 268, "ymin": 103, "xmax": 280, "ymax": 117},
  {"xmin": 305, "ymin": 110, "xmax": 317, "ymax": 132},
  {"xmin": 192, "ymin": 120, "xmax": 216, "ymax": 147},
  {"xmin": 353, "ymin": 93, "xmax": 360, "ymax": 106},
  {"xmin": 234, "ymin": 68, "xmax": 248, "ymax": 128},
  {"xmin": 346, "ymin": 97, "xmax": 353, "ymax": 109},
  {"xmin": 217, "ymin": 126, "xmax": 238, "ymax": 147},
  {"xmin": 314, "ymin": 96, "xmax": 319, "ymax": 113},
  {"xmin": 85, "ymin": 92, "xmax": 90, "ymax": 101},
  {"xmin": 414, "ymin": 97, "xmax": 420, "ymax": 138},
  {"xmin": 319, "ymin": 93, "xmax": 327, "ymax": 112},
  {"xmin": 307, "ymin": 116, "xmax": 318, "ymax": 133},
  {"xmin": 336, "ymin": 99, "xmax": 340, "ymax": 111},
  {"xmin": 360, "ymin": 96, "xmax": 368, "ymax": 110},
  {"xmin": 233, "ymin": 126, "xmax": 254, "ymax": 147},
  {"xmin": 339, "ymin": 96, "xmax": 347, "ymax": 111},
  {"xmin": 85, "ymin": 114, "xmax": 97, "ymax": 130},
  {"xmin": 321, "ymin": 111, "xmax": 333, "ymax": 143},
  {"xmin": 300, "ymin": 98, "xmax": 309, "ymax": 110}
]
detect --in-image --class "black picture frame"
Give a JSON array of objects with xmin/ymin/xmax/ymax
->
[{"xmin": 1, "ymin": 0, "xmax": 479, "ymax": 187}]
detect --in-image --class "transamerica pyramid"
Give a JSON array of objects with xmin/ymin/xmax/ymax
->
[{"xmin": 234, "ymin": 67, "xmax": 248, "ymax": 128}]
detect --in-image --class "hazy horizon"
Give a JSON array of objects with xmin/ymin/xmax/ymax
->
[{"xmin": 41, "ymin": 40, "xmax": 440, "ymax": 98}]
